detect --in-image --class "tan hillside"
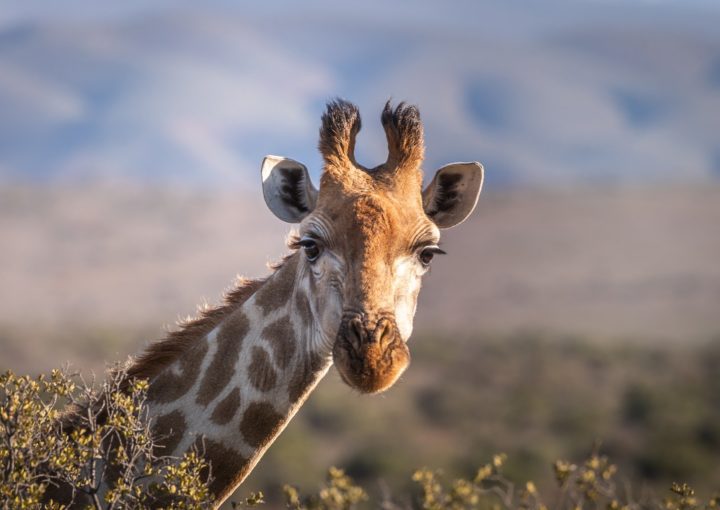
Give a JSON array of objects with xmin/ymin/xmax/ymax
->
[{"xmin": 0, "ymin": 184, "xmax": 718, "ymax": 374}]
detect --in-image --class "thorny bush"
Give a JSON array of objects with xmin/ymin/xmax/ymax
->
[{"xmin": 0, "ymin": 367, "xmax": 212, "ymax": 509}]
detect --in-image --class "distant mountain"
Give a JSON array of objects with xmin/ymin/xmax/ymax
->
[{"xmin": 0, "ymin": 1, "xmax": 718, "ymax": 188}]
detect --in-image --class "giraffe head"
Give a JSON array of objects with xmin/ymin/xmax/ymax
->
[{"xmin": 261, "ymin": 100, "xmax": 483, "ymax": 394}]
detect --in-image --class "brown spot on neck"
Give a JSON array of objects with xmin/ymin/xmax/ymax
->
[
  {"xmin": 239, "ymin": 402, "xmax": 284, "ymax": 449},
  {"xmin": 294, "ymin": 289, "xmax": 313, "ymax": 331},
  {"xmin": 253, "ymin": 253, "xmax": 299, "ymax": 315},
  {"xmin": 210, "ymin": 388, "xmax": 241, "ymax": 425},
  {"xmin": 248, "ymin": 347, "xmax": 278, "ymax": 392},
  {"xmin": 196, "ymin": 309, "xmax": 249, "ymax": 406},
  {"xmin": 261, "ymin": 316, "xmax": 297, "ymax": 369},
  {"xmin": 194, "ymin": 436, "xmax": 249, "ymax": 502},
  {"xmin": 288, "ymin": 352, "xmax": 327, "ymax": 404},
  {"xmin": 153, "ymin": 410, "xmax": 187, "ymax": 455}
]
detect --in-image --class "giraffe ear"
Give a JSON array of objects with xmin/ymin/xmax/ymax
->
[
  {"xmin": 422, "ymin": 162, "xmax": 484, "ymax": 229},
  {"xmin": 261, "ymin": 155, "xmax": 318, "ymax": 223}
]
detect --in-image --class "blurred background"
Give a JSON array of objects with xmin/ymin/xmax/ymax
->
[{"xmin": 1, "ymin": 0, "xmax": 719, "ymax": 506}]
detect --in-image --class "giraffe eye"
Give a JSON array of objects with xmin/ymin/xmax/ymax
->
[
  {"xmin": 299, "ymin": 238, "xmax": 322, "ymax": 262},
  {"xmin": 418, "ymin": 246, "xmax": 446, "ymax": 267}
]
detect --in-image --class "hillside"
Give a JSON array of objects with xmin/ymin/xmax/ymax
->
[{"xmin": 1, "ymin": 184, "xmax": 718, "ymax": 375}]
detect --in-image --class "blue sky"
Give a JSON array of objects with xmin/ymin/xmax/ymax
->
[{"xmin": 0, "ymin": 1, "xmax": 719, "ymax": 188}]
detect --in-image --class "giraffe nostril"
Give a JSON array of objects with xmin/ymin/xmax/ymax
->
[
  {"xmin": 347, "ymin": 317, "xmax": 364, "ymax": 351},
  {"xmin": 373, "ymin": 318, "xmax": 396, "ymax": 349}
]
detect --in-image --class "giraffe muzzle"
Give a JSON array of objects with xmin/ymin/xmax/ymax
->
[{"xmin": 332, "ymin": 313, "xmax": 411, "ymax": 394}]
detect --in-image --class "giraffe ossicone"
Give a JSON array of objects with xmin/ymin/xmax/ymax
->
[{"xmin": 60, "ymin": 100, "xmax": 484, "ymax": 507}]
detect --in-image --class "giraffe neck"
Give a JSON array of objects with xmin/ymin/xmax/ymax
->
[{"xmin": 146, "ymin": 252, "xmax": 333, "ymax": 504}]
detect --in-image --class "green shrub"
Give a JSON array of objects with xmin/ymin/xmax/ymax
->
[
  {"xmin": 0, "ymin": 367, "xmax": 213, "ymax": 509},
  {"xmin": 279, "ymin": 450, "xmax": 719, "ymax": 510}
]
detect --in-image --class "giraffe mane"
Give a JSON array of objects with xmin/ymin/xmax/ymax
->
[
  {"xmin": 60, "ymin": 238, "xmax": 304, "ymax": 437},
  {"xmin": 58, "ymin": 275, "xmax": 273, "ymax": 433},
  {"xmin": 125, "ymin": 250, "xmax": 296, "ymax": 385}
]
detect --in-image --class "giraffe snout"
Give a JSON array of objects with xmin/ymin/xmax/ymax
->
[{"xmin": 333, "ymin": 313, "xmax": 411, "ymax": 394}]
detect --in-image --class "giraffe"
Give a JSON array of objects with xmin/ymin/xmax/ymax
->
[{"xmin": 65, "ymin": 99, "xmax": 483, "ymax": 507}]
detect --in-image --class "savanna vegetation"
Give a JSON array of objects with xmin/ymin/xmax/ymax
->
[
  {"xmin": 1, "ymin": 331, "xmax": 719, "ymax": 508},
  {"xmin": 0, "ymin": 368, "xmax": 211, "ymax": 508}
]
